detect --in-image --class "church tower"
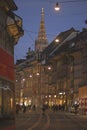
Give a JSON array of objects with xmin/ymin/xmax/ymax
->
[{"xmin": 35, "ymin": 8, "xmax": 48, "ymax": 53}]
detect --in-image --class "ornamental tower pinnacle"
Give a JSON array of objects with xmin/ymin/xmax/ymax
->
[{"xmin": 35, "ymin": 8, "xmax": 48, "ymax": 52}]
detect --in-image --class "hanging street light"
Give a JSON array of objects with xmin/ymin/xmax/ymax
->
[{"xmin": 54, "ymin": 2, "xmax": 60, "ymax": 11}]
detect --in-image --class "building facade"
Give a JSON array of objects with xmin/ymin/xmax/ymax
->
[
  {"xmin": 15, "ymin": 27, "xmax": 87, "ymax": 115},
  {"xmin": 15, "ymin": 8, "xmax": 48, "ymax": 108},
  {"xmin": 43, "ymin": 28, "xmax": 87, "ymax": 113},
  {"xmin": 0, "ymin": 0, "xmax": 23, "ymax": 129},
  {"xmin": 15, "ymin": 9, "xmax": 87, "ymax": 114}
]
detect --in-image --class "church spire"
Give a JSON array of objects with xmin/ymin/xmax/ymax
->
[
  {"xmin": 35, "ymin": 8, "xmax": 48, "ymax": 52},
  {"xmin": 38, "ymin": 8, "xmax": 47, "ymax": 41}
]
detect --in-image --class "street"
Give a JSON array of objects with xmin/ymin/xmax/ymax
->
[{"xmin": 15, "ymin": 109, "xmax": 87, "ymax": 130}]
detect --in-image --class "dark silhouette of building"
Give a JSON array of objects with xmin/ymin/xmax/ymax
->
[{"xmin": 0, "ymin": 0, "xmax": 23, "ymax": 129}]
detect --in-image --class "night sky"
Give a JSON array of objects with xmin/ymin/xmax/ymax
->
[{"xmin": 14, "ymin": 0, "xmax": 87, "ymax": 63}]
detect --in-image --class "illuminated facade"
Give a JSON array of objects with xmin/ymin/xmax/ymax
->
[
  {"xmin": 15, "ymin": 8, "xmax": 48, "ymax": 108},
  {"xmin": 43, "ymin": 28, "xmax": 87, "ymax": 113},
  {"xmin": 15, "ymin": 11, "xmax": 87, "ymax": 114}
]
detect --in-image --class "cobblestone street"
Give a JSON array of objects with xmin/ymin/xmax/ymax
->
[{"xmin": 15, "ymin": 109, "xmax": 87, "ymax": 130}]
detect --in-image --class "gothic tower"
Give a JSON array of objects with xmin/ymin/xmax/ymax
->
[{"xmin": 35, "ymin": 8, "xmax": 48, "ymax": 53}]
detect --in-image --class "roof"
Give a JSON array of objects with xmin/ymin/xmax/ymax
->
[
  {"xmin": 42, "ymin": 27, "xmax": 78, "ymax": 58},
  {"xmin": 52, "ymin": 28, "xmax": 87, "ymax": 56}
]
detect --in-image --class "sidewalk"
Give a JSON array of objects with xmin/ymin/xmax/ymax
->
[{"xmin": 56, "ymin": 110, "xmax": 87, "ymax": 119}]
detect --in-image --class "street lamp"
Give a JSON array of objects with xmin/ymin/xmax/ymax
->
[
  {"xmin": 55, "ymin": 38, "xmax": 59, "ymax": 43},
  {"xmin": 48, "ymin": 66, "xmax": 51, "ymax": 70},
  {"xmin": 29, "ymin": 74, "xmax": 32, "ymax": 78},
  {"xmin": 54, "ymin": 2, "xmax": 60, "ymax": 11},
  {"xmin": 36, "ymin": 72, "xmax": 40, "ymax": 76}
]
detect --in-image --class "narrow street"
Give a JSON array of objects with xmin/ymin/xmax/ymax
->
[{"xmin": 15, "ymin": 109, "xmax": 87, "ymax": 130}]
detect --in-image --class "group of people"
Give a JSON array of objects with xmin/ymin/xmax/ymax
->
[
  {"xmin": 51, "ymin": 104, "xmax": 65, "ymax": 111},
  {"xmin": 16, "ymin": 104, "xmax": 27, "ymax": 114},
  {"xmin": 16, "ymin": 104, "xmax": 36, "ymax": 114},
  {"xmin": 16, "ymin": 103, "xmax": 67, "ymax": 115},
  {"xmin": 41, "ymin": 104, "xmax": 66, "ymax": 115}
]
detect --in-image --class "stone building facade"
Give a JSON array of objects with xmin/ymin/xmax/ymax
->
[{"xmin": 15, "ymin": 27, "xmax": 87, "ymax": 115}]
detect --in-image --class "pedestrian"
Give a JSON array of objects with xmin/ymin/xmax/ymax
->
[
  {"xmin": 16, "ymin": 104, "xmax": 20, "ymax": 114},
  {"xmin": 42, "ymin": 105, "xmax": 46, "ymax": 116},
  {"xmin": 32, "ymin": 105, "xmax": 36, "ymax": 111},
  {"xmin": 23, "ymin": 105, "xmax": 26, "ymax": 113}
]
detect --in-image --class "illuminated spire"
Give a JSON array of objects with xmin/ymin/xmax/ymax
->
[
  {"xmin": 38, "ymin": 8, "xmax": 47, "ymax": 41},
  {"xmin": 35, "ymin": 8, "xmax": 48, "ymax": 52}
]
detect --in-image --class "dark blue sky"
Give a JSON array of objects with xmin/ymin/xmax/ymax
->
[{"xmin": 14, "ymin": 0, "xmax": 87, "ymax": 62}]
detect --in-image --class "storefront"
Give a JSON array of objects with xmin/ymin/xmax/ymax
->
[
  {"xmin": 0, "ymin": 79, "xmax": 15, "ymax": 119},
  {"xmin": 79, "ymin": 86, "xmax": 87, "ymax": 115}
]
